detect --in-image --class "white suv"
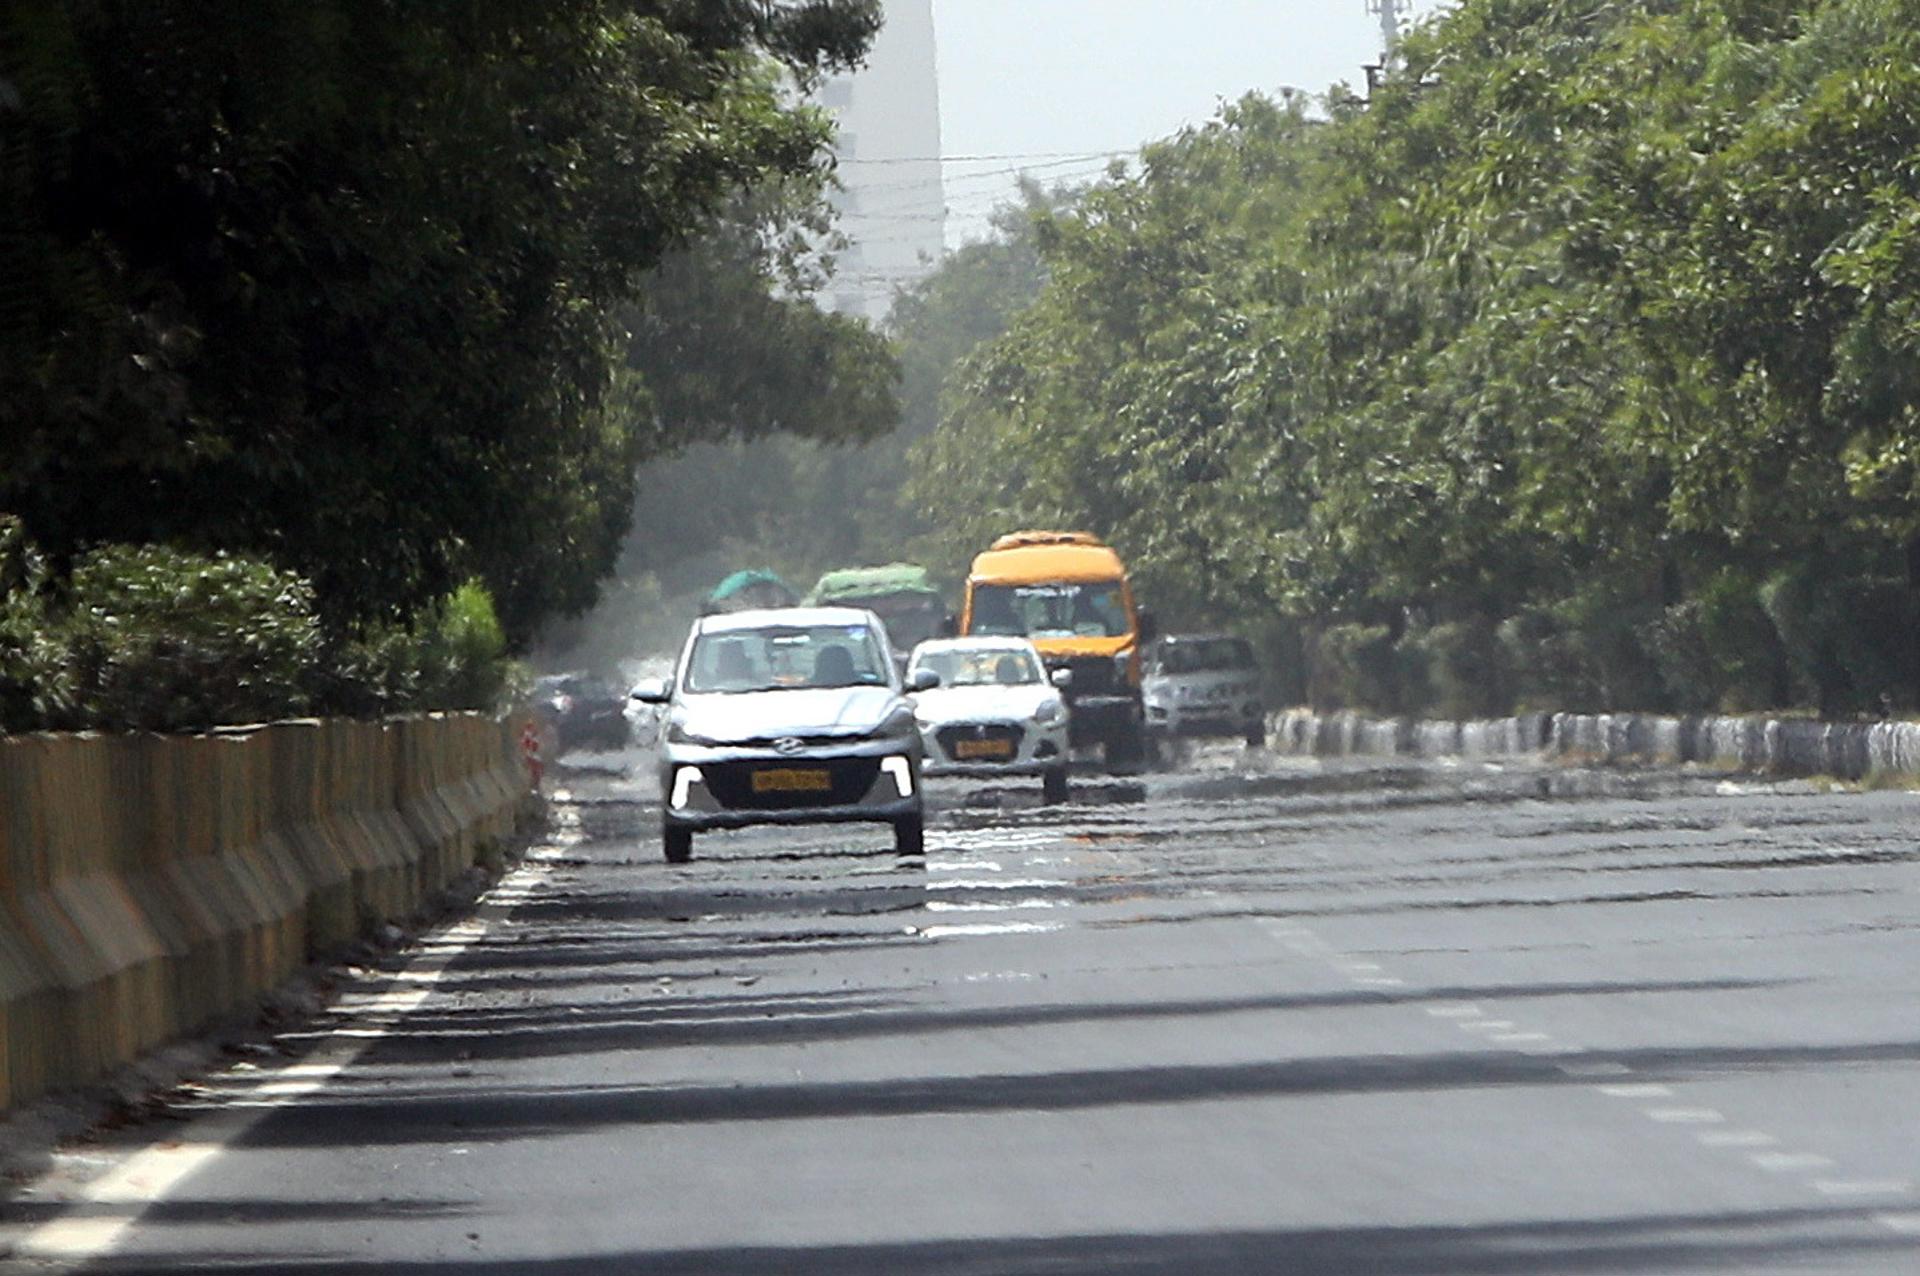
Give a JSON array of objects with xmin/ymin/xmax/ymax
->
[{"xmin": 1143, "ymin": 634, "xmax": 1266, "ymax": 747}]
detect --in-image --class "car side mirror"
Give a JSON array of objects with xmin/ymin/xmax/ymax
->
[
  {"xmin": 908, "ymin": 668, "xmax": 940, "ymax": 692},
  {"xmin": 629, "ymin": 676, "xmax": 674, "ymax": 704},
  {"xmin": 1135, "ymin": 609, "xmax": 1159, "ymax": 644},
  {"xmin": 1050, "ymin": 667, "xmax": 1074, "ymax": 689}
]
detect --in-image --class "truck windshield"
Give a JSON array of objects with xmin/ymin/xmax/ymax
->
[
  {"xmin": 841, "ymin": 594, "xmax": 944, "ymax": 651},
  {"xmin": 971, "ymin": 583, "xmax": 1129, "ymax": 639}
]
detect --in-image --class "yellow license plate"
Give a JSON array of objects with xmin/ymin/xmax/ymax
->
[
  {"xmin": 752, "ymin": 768, "xmax": 832, "ymax": 793},
  {"xmin": 954, "ymin": 739, "xmax": 1014, "ymax": 760}
]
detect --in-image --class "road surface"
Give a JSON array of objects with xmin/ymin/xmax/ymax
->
[{"xmin": 5, "ymin": 746, "xmax": 1918, "ymax": 1273}]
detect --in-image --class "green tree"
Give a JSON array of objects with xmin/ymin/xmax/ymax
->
[{"xmin": 0, "ymin": 1, "xmax": 883, "ymax": 647}]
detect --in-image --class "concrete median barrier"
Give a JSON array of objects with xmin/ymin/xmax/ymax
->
[
  {"xmin": 1268, "ymin": 706, "xmax": 1920, "ymax": 787},
  {"xmin": 0, "ymin": 714, "xmax": 530, "ymax": 1112}
]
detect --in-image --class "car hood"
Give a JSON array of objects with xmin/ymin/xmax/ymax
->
[
  {"xmin": 913, "ymin": 684, "xmax": 1060, "ymax": 725},
  {"xmin": 673, "ymin": 686, "xmax": 902, "ymax": 743}
]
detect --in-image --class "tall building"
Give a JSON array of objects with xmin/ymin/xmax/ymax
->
[{"xmin": 819, "ymin": 0, "xmax": 945, "ymax": 323}]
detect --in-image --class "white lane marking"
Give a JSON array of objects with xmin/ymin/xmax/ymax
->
[
  {"xmin": 928, "ymin": 877, "xmax": 1069, "ymax": 891},
  {"xmin": 1343, "ymin": 962, "xmax": 1383, "ymax": 973},
  {"xmin": 918, "ymin": 921, "xmax": 1064, "ymax": 938},
  {"xmin": 1812, "ymin": 1179, "xmax": 1913, "ymax": 1198},
  {"xmin": 924, "ymin": 898, "xmax": 1064, "ymax": 913},
  {"xmin": 1491, "ymin": 1032, "xmax": 1553, "ymax": 1044},
  {"xmin": 1354, "ymin": 976, "xmax": 1407, "ymax": 987},
  {"xmin": 7, "ymin": 842, "xmax": 541, "ymax": 1270},
  {"xmin": 929, "ymin": 859, "xmax": 1002, "ymax": 873},
  {"xmin": 1647, "ymin": 1108, "xmax": 1726, "ymax": 1125},
  {"xmin": 1876, "ymin": 1212, "xmax": 1920, "ymax": 1234},
  {"xmin": 1752, "ymin": 1152, "xmax": 1838, "ymax": 1172},
  {"xmin": 1557, "ymin": 1061, "xmax": 1632, "ymax": 1077},
  {"xmin": 1426, "ymin": 1004, "xmax": 1482, "ymax": 1019},
  {"xmin": 1597, "ymin": 1084, "xmax": 1674, "ymax": 1099},
  {"xmin": 1699, "ymin": 1130, "xmax": 1779, "ymax": 1148},
  {"xmin": 1457, "ymin": 1019, "xmax": 1516, "ymax": 1033}
]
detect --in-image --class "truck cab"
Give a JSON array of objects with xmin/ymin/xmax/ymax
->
[{"xmin": 960, "ymin": 531, "xmax": 1153, "ymax": 767}]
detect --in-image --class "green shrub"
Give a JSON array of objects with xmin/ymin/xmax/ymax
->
[
  {"xmin": 311, "ymin": 580, "xmax": 516, "ymax": 718},
  {"xmin": 0, "ymin": 515, "xmax": 73, "ymax": 732},
  {"xmin": 422, "ymin": 580, "xmax": 512, "ymax": 711},
  {"xmin": 62, "ymin": 544, "xmax": 322, "ymax": 731},
  {"xmin": 1649, "ymin": 570, "xmax": 1786, "ymax": 713},
  {"xmin": 1406, "ymin": 619, "xmax": 1510, "ymax": 719},
  {"xmin": 1312, "ymin": 623, "xmax": 1398, "ymax": 713}
]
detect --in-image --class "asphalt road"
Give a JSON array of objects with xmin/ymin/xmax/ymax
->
[{"xmin": 5, "ymin": 744, "xmax": 1919, "ymax": 1274}]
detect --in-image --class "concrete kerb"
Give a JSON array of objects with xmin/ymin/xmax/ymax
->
[
  {"xmin": 1267, "ymin": 706, "xmax": 1920, "ymax": 787},
  {"xmin": 0, "ymin": 713, "xmax": 528, "ymax": 1114}
]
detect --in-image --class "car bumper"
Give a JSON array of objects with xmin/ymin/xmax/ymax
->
[
  {"xmin": 665, "ymin": 795, "xmax": 921, "ymax": 832},
  {"xmin": 918, "ymin": 719, "xmax": 1069, "ymax": 777},
  {"xmin": 1146, "ymin": 703, "xmax": 1265, "ymax": 736},
  {"xmin": 658, "ymin": 739, "xmax": 923, "ymax": 832}
]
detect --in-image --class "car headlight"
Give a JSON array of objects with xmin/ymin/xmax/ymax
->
[
  {"xmin": 1035, "ymin": 698, "xmax": 1065, "ymax": 726},
  {"xmin": 665, "ymin": 720, "xmax": 715, "ymax": 746}
]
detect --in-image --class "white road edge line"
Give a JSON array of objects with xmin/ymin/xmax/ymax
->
[{"xmin": 7, "ymin": 849, "xmax": 557, "ymax": 1269}]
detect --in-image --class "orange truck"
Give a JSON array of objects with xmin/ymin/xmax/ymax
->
[{"xmin": 960, "ymin": 531, "xmax": 1155, "ymax": 767}]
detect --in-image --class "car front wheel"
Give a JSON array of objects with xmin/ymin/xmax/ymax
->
[
  {"xmin": 893, "ymin": 813, "xmax": 925, "ymax": 857},
  {"xmin": 663, "ymin": 824, "xmax": 693, "ymax": 864}
]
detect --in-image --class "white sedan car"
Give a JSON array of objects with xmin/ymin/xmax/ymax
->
[{"xmin": 907, "ymin": 637, "xmax": 1072, "ymax": 803}]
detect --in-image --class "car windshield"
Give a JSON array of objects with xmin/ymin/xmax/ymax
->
[
  {"xmin": 912, "ymin": 646, "xmax": 1043, "ymax": 688},
  {"xmin": 685, "ymin": 624, "xmax": 890, "ymax": 694},
  {"xmin": 970, "ymin": 582, "xmax": 1129, "ymax": 639},
  {"xmin": 1156, "ymin": 638, "xmax": 1254, "ymax": 674}
]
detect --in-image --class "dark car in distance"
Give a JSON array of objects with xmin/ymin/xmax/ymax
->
[{"xmin": 533, "ymin": 673, "xmax": 631, "ymax": 753}]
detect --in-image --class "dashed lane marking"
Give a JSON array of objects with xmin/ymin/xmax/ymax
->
[
  {"xmin": 1597, "ymin": 1084, "xmax": 1674, "ymax": 1099},
  {"xmin": 1875, "ymin": 1212, "xmax": 1920, "ymax": 1235},
  {"xmin": 1699, "ymin": 1130, "xmax": 1779, "ymax": 1148},
  {"xmin": 1812, "ymin": 1179, "xmax": 1914, "ymax": 1198},
  {"xmin": 1425, "ymin": 1004, "xmax": 1483, "ymax": 1019},
  {"xmin": 1646, "ymin": 1107, "xmax": 1726, "ymax": 1124},
  {"xmin": 1751, "ymin": 1152, "xmax": 1838, "ymax": 1173}
]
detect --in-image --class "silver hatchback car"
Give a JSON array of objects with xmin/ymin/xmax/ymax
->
[{"xmin": 630, "ymin": 608, "xmax": 937, "ymax": 863}]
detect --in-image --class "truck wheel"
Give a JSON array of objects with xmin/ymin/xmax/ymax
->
[
  {"xmin": 893, "ymin": 813, "xmax": 925, "ymax": 857},
  {"xmin": 663, "ymin": 825, "xmax": 693, "ymax": 864},
  {"xmin": 1042, "ymin": 766, "xmax": 1070, "ymax": 805}
]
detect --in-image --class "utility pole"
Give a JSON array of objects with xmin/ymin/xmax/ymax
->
[{"xmin": 1366, "ymin": 0, "xmax": 1412, "ymax": 65}]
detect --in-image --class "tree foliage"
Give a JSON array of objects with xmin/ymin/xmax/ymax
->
[
  {"xmin": 0, "ymin": 1, "xmax": 883, "ymax": 648},
  {"xmin": 909, "ymin": 0, "xmax": 1920, "ymax": 716}
]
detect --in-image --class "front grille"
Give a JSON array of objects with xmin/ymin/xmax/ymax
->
[
  {"xmin": 701, "ymin": 757, "xmax": 880, "ymax": 810},
  {"xmin": 936, "ymin": 723, "xmax": 1025, "ymax": 763}
]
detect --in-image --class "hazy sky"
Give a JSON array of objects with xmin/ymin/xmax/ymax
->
[{"xmin": 932, "ymin": 0, "xmax": 1448, "ymax": 244}]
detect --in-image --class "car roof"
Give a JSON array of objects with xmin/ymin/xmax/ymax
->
[
  {"xmin": 697, "ymin": 606, "xmax": 878, "ymax": 634},
  {"xmin": 911, "ymin": 636, "xmax": 1039, "ymax": 655}
]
